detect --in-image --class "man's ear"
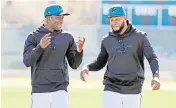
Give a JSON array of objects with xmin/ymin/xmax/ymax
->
[
  {"xmin": 124, "ymin": 16, "xmax": 127, "ymax": 20},
  {"xmin": 45, "ymin": 16, "xmax": 49, "ymax": 22}
]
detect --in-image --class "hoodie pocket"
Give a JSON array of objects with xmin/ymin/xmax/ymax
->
[
  {"xmin": 33, "ymin": 69, "xmax": 66, "ymax": 85},
  {"xmin": 105, "ymin": 69, "xmax": 141, "ymax": 86}
]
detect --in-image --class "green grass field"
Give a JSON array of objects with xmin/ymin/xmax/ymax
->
[{"xmin": 1, "ymin": 77, "xmax": 176, "ymax": 108}]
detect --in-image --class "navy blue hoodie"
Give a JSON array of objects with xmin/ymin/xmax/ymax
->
[
  {"xmin": 88, "ymin": 23, "xmax": 159, "ymax": 94},
  {"xmin": 23, "ymin": 26, "xmax": 83, "ymax": 93}
]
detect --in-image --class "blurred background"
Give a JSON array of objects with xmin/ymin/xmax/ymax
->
[{"xmin": 1, "ymin": 0, "xmax": 176, "ymax": 108}]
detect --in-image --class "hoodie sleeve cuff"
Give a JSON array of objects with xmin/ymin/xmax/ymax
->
[{"xmin": 76, "ymin": 50, "xmax": 83, "ymax": 56}]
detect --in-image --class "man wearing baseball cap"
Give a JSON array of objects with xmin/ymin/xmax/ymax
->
[
  {"xmin": 23, "ymin": 4, "xmax": 85, "ymax": 108},
  {"xmin": 80, "ymin": 5, "xmax": 160, "ymax": 108}
]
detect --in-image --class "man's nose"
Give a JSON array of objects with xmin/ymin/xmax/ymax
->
[
  {"xmin": 56, "ymin": 20, "xmax": 62, "ymax": 23},
  {"xmin": 115, "ymin": 20, "xmax": 120, "ymax": 23},
  {"xmin": 114, "ymin": 22, "xmax": 119, "ymax": 25}
]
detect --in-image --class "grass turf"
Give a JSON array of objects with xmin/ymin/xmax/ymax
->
[{"xmin": 2, "ymin": 87, "xmax": 176, "ymax": 108}]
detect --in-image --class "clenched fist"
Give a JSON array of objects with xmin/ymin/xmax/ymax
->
[
  {"xmin": 80, "ymin": 65, "xmax": 89, "ymax": 82},
  {"xmin": 76, "ymin": 37, "xmax": 85, "ymax": 52},
  {"xmin": 40, "ymin": 33, "xmax": 51, "ymax": 49},
  {"xmin": 151, "ymin": 77, "xmax": 161, "ymax": 90}
]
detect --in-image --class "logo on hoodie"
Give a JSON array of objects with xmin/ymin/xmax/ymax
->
[{"xmin": 112, "ymin": 41, "xmax": 132, "ymax": 53}]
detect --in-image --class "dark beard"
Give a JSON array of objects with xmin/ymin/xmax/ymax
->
[{"xmin": 112, "ymin": 21, "xmax": 125, "ymax": 35}]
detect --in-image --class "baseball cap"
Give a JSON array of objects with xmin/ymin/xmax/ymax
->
[
  {"xmin": 44, "ymin": 4, "xmax": 70, "ymax": 17},
  {"xmin": 108, "ymin": 5, "xmax": 126, "ymax": 18}
]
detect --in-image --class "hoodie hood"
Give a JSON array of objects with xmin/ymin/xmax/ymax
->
[
  {"xmin": 109, "ymin": 20, "xmax": 136, "ymax": 37},
  {"xmin": 35, "ymin": 26, "xmax": 62, "ymax": 34}
]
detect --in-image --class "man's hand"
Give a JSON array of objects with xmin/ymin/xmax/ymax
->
[
  {"xmin": 151, "ymin": 76, "xmax": 161, "ymax": 90},
  {"xmin": 40, "ymin": 33, "xmax": 51, "ymax": 49},
  {"xmin": 76, "ymin": 37, "xmax": 85, "ymax": 52},
  {"xmin": 80, "ymin": 65, "xmax": 89, "ymax": 82}
]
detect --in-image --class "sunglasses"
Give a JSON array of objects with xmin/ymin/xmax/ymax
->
[{"xmin": 110, "ymin": 16, "xmax": 122, "ymax": 21}]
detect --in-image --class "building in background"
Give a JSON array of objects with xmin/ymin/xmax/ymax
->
[{"xmin": 101, "ymin": 0, "xmax": 176, "ymax": 26}]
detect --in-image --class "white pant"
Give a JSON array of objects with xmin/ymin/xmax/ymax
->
[
  {"xmin": 102, "ymin": 91, "xmax": 142, "ymax": 108},
  {"xmin": 31, "ymin": 90, "xmax": 69, "ymax": 108}
]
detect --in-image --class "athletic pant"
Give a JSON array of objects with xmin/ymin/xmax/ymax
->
[
  {"xmin": 31, "ymin": 90, "xmax": 69, "ymax": 108},
  {"xmin": 102, "ymin": 91, "xmax": 142, "ymax": 108}
]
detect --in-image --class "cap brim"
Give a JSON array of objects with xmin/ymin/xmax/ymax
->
[
  {"xmin": 61, "ymin": 13, "xmax": 70, "ymax": 16},
  {"xmin": 107, "ymin": 15, "xmax": 123, "ymax": 18},
  {"xmin": 45, "ymin": 13, "xmax": 70, "ymax": 17}
]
